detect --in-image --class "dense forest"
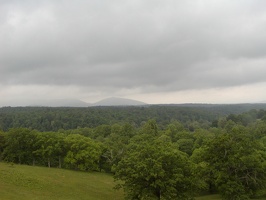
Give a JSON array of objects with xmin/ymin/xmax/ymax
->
[
  {"xmin": 1, "ymin": 105, "xmax": 266, "ymax": 199},
  {"xmin": 1, "ymin": 104, "xmax": 266, "ymax": 131}
]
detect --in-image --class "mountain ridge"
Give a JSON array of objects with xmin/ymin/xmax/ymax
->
[{"xmin": 92, "ymin": 97, "xmax": 147, "ymax": 106}]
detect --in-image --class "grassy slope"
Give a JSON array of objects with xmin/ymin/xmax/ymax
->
[
  {"xmin": 1, "ymin": 162, "xmax": 266, "ymax": 200},
  {"xmin": 0, "ymin": 162, "xmax": 123, "ymax": 200},
  {"xmin": 196, "ymin": 194, "xmax": 266, "ymax": 200}
]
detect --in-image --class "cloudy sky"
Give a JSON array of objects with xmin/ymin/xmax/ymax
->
[{"xmin": 1, "ymin": 0, "xmax": 266, "ymax": 106}]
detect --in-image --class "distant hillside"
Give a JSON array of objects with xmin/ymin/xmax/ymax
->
[
  {"xmin": 1, "ymin": 103, "xmax": 266, "ymax": 131},
  {"xmin": 31, "ymin": 99, "xmax": 90, "ymax": 107},
  {"xmin": 0, "ymin": 99, "xmax": 91, "ymax": 107},
  {"xmin": 93, "ymin": 97, "xmax": 147, "ymax": 106}
]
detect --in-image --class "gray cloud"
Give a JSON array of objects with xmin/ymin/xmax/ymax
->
[{"xmin": 1, "ymin": 0, "xmax": 266, "ymax": 103}]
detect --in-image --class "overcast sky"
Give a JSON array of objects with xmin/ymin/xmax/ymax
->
[{"xmin": 1, "ymin": 0, "xmax": 266, "ymax": 106}]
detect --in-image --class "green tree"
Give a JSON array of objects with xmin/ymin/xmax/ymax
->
[
  {"xmin": 100, "ymin": 123, "xmax": 134, "ymax": 172},
  {"xmin": 64, "ymin": 134, "xmax": 102, "ymax": 171},
  {"xmin": 0, "ymin": 131, "xmax": 6, "ymax": 161},
  {"xmin": 2, "ymin": 128, "xmax": 37, "ymax": 165},
  {"xmin": 176, "ymin": 138, "xmax": 194, "ymax": 156},
  {"xmin": 34, "ymin": 132, "xmax": 65, "ymax": 168},
  {"xmin": 203, "ymin": 126, "xmax": 266, "ymax": 199},
  {"xmin": 165, "ymin": 121, "xmax": 185, "ymax": 142},
  {"xmin": 114, "ymin": 134, "xmax": 196, "ymax": 199},
  {"xmin": 138, "ymin": 119, "xmax": 159, "ymax": 136}
]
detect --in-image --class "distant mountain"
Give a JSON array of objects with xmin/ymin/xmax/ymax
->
[
  {"xmin": 93, "ymin": 97, "xmax": 147, "ymax": 106},
  {"xmin": 31, "ymin": 99, "xmax": 91, "ymax": 107}
]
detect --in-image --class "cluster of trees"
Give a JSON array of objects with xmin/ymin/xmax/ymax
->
[
  {"xmin": 0, "ymin": 129, "xmax": 102, "ymax": 171},
  {"xmin": 2, "ymin": 104, "xmax": 266, "ymax": 132},
  {"xmin": 1, "ymin": 108, "xmax": 266, "ymax": 199},
  {"xmin": 113, "ymin": 119, "xmax": 266, "ymax": 199}
]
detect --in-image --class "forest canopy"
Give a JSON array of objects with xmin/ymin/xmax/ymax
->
[{"xmin": 1, "ymin": 105, "xmax": 266, "ymax": 199}]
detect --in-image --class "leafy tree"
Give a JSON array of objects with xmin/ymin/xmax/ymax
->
[
  {"xmin": 176, "ymin": 138, "xmax": 194, "ymax": 156},
  {"xmin": 252, "ymin": 121, "xmax": 266, "ymax": 139},
  {"xmin": 34, "ymin": 132, "xmax": 65, "ymax": 168},
  {"xmin": 202, "ymin": 126, "xmax": 266, "ymax": 199},
  {"xmin": 114, "ymin": 134, "xmax": 196, "ymax": 200},
  {"xmin": 94, "ymin": 125, "xmax": 112, "ymax": 141},
  {"xmin": 0, "ymin": 130, "xmax": 6, "ymax": 161},
  {"xmin": 64, "ymin": 134, "xmax": 102, "ymax": 171},
  {"xmin": 191, "ymin": 146, "xmax": 216, "ymax": 194},
  {"xmin": 138, "ymin": 119, "xmax": 159, "ymax": 136},
  {"xmin": 192, "ymin": 128, "xmax": 215, "ymax": 150},
  {"xmin": 100, "ymin": 123, "xmax": 134, "ymax": 172},
  {"xmin": 2, "ymin": 128, "xmax": 37, "ymax": 165},
  {"xmin": 165, "ymin": 121, "xmax": 185, "ymax": 142}
]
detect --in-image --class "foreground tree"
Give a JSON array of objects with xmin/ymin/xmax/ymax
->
[
  {"xmin": 2, "ymin": 128, "xmax": 37, "ymax": 164},
  {"xmin": 33, "ymin": 132, "xmax": 65, "ymax": 168},
  {"xmin": 64, "ymin": 134, "xmax": 102, "ymax": 171},
  {"xmin": 114, "ymin": 134, "xmax": 196, "ymax": 200},
  {"xmin": 203, "ymin": 126, "xmax": 266, "ymax": 199},
  {"xmin": 0, "ymin": 131, "xmax": 6, "ymax": 160}
]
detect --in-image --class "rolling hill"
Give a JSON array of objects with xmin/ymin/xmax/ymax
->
[
  {"xmin": 92, "ymin": 97, "xmax": 147, "ymax": 106},
  {"xmin": 0, "ymin": 162, "xmax": 123, "ymax": 200}
]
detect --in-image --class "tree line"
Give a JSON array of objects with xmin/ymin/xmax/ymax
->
[
  {"xmin": 2, "ymin": 104, "xmax": 266, "ymax": 132},
  {"xmin": 1, "ymin": 108, "xmax": 266, "ymax": 199}
]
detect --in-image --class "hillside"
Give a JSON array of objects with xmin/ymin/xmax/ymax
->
[
  {"xmin": 1, "ymin": 163, "xmax": 265, "ymax": 200},
  {"xmin": 2, "ymin": 104, "xmax": 266, "ymax": 131},
  {"xmin": 0, "ymin": 162, "xmax": 123, "ymax": 200},
  {"xmin": 36, "ymin": 99, "xmax": 91, "ymax": 107},
  {"xmin": 93, "ymin": 97, "xmax": 147, "ymax": 106}
]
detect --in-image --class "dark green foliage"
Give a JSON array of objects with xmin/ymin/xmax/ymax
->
[
  {"xmin": 0, "ymin": 130, "xmax": 6, "ymax": 160},
  {"xmin": 1, "ymin": 106, "xmax": 266, "ymax": 199},
  {"xmin": 114, "ymin": 134, "xmax": 196, "ymax": 200},
  {"xmin": 201, "ymin": 128, "xmax": 266, "ymax": 199},
  {"xmin": 64, "ymin": 134, "xmax": 102, "ymax": 171},
  {"xmin": 33, "ymin": 132, "xmax": 65, "ymax": 168},
  {"xmin": 3, "ymin": 128, "xmax": 37, "ymax": 165},
  {"xmin": 1, "ymin": 128, "xmax": 103, "ymax": 172},
  {"xmin": 2, "ymin": 104, "xmax": 266, "ymax": 132}
]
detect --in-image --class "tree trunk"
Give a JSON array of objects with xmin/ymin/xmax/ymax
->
[
  {"xmin": 155, "ymin": 188, "xmax": 161, "ymax": 200},
  {"xmin": 58, "ymin": 156, "xmax": 61, "ymax": 168},
  {"xmin": 48, "ymin": 158, "xmax": 51, "ymax": 168}
]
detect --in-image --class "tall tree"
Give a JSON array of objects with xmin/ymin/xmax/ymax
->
[
  {"xmin": 2, "ymin": 128, "xmax": 37, "ymax": 164},
  {"xmin": 64, "ymin": 134, "xmax": 102, "ymax": 171},
  {"xmin": 34, "ymin": 132, "xmax": 65, "ymax": 168},
  {"xmin": 202, "ymin": 126, "xmax": 266, "ymax": 199},
  {"xmin": 114, "ymin": 133, "xmax": 196, "ymax": 199}
]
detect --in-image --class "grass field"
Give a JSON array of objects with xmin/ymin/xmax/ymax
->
[
  {"xmin": 1, "ymin": 162, "xmax": 266, "ymax": 200},
  {"xmin": 0, "ymin": 162, "xmax": 123, "ymax": 200},
  {"xmin": 196, "ymin": 194, "xmax": 266, "ymax": 200}
]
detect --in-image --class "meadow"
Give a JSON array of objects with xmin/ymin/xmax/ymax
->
[
  {"xmin": 1, "ymin": 162, "xmax": 266, "ymax": 200},
  {"xmin": 0, "ymin": 162, "xmax": 123, "ymax": 200}
]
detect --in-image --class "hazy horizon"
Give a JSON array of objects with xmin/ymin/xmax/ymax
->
[
  {"xmin": 1, "ymin": 96, "xmax": 266, "ymax": 107},
  {"xmin": 1, "ymin": 1, "xmax": 266, "ymax": 106}
]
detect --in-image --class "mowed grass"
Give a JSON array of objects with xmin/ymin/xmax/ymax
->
[
  {"xmin": 1, "ymin": 162, "xmax": 266, "ymax": 200},
  {"xmin": 196, "ymin": 194, "xmax": 266, "ymax": 200},
  {"xmin": 0, "ymin": 162, "xmax": 123, "ymax": 200},
  {"xmin": 195, "ymin": 194, "xmax": 221, "ymax": 200}
]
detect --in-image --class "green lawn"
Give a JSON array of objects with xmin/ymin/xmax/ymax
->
[
  {"xmin": 0, "ymin": 162, "xmax": 123, "ymax": 200},
  {"xmin": 195, "ymin": 194, "xmax": 221, "ymax": 200},
  {"xmin": 196, "ymin": 195, "xmax": 266, "ymax": 200},
  {"xmin": 1, "ymin": 162, "xmax": 266, "ymax": 200},
  {"xmin": 195, "ymin": 193, "xmax": 266, "ymax": 200}
]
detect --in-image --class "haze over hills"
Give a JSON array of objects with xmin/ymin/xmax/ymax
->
[
  {"xmin": 0, "ymin": 97, "xmax": 147, "ymax": 107},
  {"xmin": 44, "ymin": 97, "xmax": 147, "ymax": 107},
  {"xmin": 92, "ymin": 97, "xmax": 147, "ymax": 106},
  {"xmin": 37, "ymin": 99, "xmax": 91, "ymax": 107},
  {"xmin": 2, "ymin": 97, "xmax": 266, "ymax": 107}
]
